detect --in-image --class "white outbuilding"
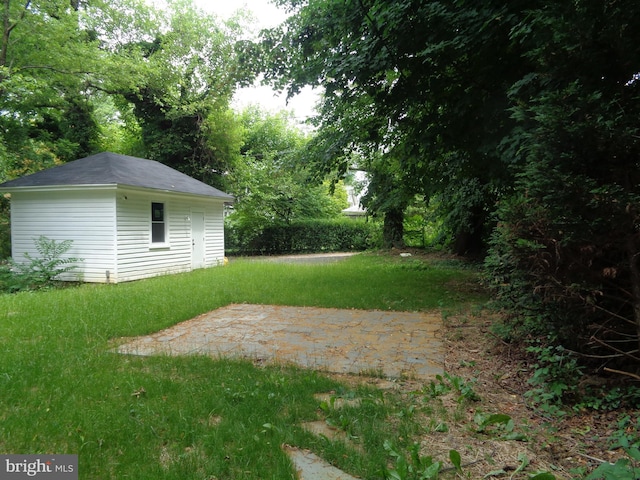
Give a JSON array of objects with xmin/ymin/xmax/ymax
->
[{"xmin": 0, "ymin": 152, "xmax": 233, "ymax": 283}]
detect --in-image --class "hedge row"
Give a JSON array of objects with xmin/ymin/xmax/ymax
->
[{"xmin": 225, "ymin": 218, "xmax": 380, "ymax": 255}]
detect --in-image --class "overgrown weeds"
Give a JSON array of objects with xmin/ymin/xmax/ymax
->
[{"xmin": 0, "ymin": 235, "xmax": 81, "ymax": 293}]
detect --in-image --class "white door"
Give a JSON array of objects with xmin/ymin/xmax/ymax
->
[{"xmin": 191, "ymin": 211, "xmax": 205, "ymax": 269}]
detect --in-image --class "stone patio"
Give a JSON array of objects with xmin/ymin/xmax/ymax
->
[{"xmin": 116, "ymin": 303, "xmax": 443, "ymax": 380}]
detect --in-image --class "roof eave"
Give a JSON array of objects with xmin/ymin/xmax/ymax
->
[
  {"xmin": 1, "ymin": 183, "xmax": 234, "ymax": 200},
  {"xmin": 117, "ymin": 184, "xmax": 233, "ymax": 200},
  {"xmin": 0, "ymin": 184, "xmax": 117, "ymax": 193}
]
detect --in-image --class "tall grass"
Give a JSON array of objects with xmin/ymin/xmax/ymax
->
[{"xmin": 0, "ymin": 253, "xmax": 486, "ymax": 479}]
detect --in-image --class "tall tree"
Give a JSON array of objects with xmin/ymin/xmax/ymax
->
[
  {"xmin": 1, "ymin": 0, "xmax": 97, "ymax": 165},
  {"xmin": 0, "ymin": 0, "xmax": 161, "ymax": 257},
  {"xmin": 119, "ymin": 0, "xmax": 249, "ymax": 188},
  {"xmin": 227, "ymin": 106, "xmax": 346, "ymax": 238},
  {"xmin": 262, "ymin": 0, "xmax": 528, "ymax": 254},
  {"xmin": 0, "ymin": 0, "xmax": 159, "ymax": 169}
]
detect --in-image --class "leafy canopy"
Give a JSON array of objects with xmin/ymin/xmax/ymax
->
[{"xmin": 262, "ymin": 0, "xmax": 529, "ymax": 252}]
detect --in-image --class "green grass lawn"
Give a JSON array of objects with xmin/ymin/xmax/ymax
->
[{"xmin": 0, "ymin": 253, "xmax": 487, "ymax": 479}]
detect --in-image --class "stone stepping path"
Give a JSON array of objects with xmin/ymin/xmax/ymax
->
[
  {"xmin": 284, "ymin": 392, "xmax": 370, "ymax": 479},
  {"xmin": 284, "ymin": 445, "xmax": 360, "ymax": 480}
]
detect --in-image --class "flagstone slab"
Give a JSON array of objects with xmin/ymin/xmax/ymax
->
[
  {"xmin": 283, "ymin": 445, "xmax": 360, "ymax": 480},
  {"xmin": 116, "ymin": 304, "xmax": 443, "ymax": 379}
]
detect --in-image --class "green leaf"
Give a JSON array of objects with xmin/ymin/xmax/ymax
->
[
  {"xmin": 420, "ymin": 461, "xmax": 441, "ymax": 479},
  {"xmin": 504, "ymin": 432, "xmax": 528, "ymax": 441},
  {"xmin": 475, "ymin": 412, "xmax": 512, "ymax": 432},
  {"xmin": 449, "ymin": 449, "xmax": 462, "ymax": 472},
  {"xmin": 385, "ymin": 469, "xmax": 402, "ymax": 480},
  {"xmin": 513, "ymin": 453, "xmax": 529, "ymax": 474},
  {"xmin": 627, "ymin": 447, "xmax": 640, "ymax": 461},
  {"xmin": 434, "ymin": 422, "xmax": 448, "ymax": 433},
  {"xmin": 484, "ymin": 470, "xmax": 507, "ymax": 478}
]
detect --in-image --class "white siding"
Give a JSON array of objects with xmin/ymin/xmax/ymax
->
[
  {"xmin": 10, "ymin": 189, "xmax": 116, "ymax": 282},
  {"xmin": 115, "ymin": 187, "xmax": 226, "ymax": 283},
  {"xmin": 205, "ymin": 200, "xmax": 226, "ymax": 265},
  {"xmin": 8, "ymin": 186, "xmax": 228, "ymax": 284}
]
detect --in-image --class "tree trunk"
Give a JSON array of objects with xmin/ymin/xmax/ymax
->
[
  {"xmin": 452, "ymin": 208, "xmax": 486, "ymax": 257},
  {"xmin": 1, "ymin": 0, "xmax": 12, "ymax": 68},
  {"xmin": 383, "ymin": 206, "xmax": 404, "ymax": 249},
  {"xmin": 1, "ymin": 0, "xmax": 31, "ymax": 70}
]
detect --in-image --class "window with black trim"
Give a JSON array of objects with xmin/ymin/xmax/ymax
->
[{"xmin": 151, "ymin": 202, "xmax": 165, "ymax": 243}]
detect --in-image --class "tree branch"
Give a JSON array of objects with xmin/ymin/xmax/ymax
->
[
  {"xmin": 19, "ymin": 64, "xmax": 93, "ymax": 75},
  {"xmin": 603, "ymin": 367, "xmax": 640, "ymax": 381},
  {"xmin": 564, "ymin": 347, "xmax": 626, "ymax": 360},
  {"xmin": 1, "ymin": 0, "xmax": 31, "ymax": 68},
  {"xmin": 590, "ymin": 335, "xmax": 640, "ymax": 362}
]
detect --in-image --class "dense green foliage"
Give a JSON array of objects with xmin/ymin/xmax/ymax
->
[
  {"xmin": 118, "ymin": 2, "xmax": 248, "ymax": 189},
  {"xmin": 0, "ymin": 0, "xmax": 171, "ymax": 172},
  {"xmin": 1, "ymin": 0, "xmax": 102, "ymax": 168},
  {"xmin": 0, "ymin": 0, "xmax": 251, "ymax": 175},
  {"xmin": 483, "ymin": 2, "xmax": 640, "ymax": 376},
  {"xmin": 224, "ymin": 107, "xmax": 354, "ymax": 253},
  {"xmin": 225, "ymin": 217, "xmax": 379, "ymax": 255},
  {"xmin": 227, "ymin": 108, "xmax": 346, "ymax": 225},
  {"xmin": 262, "ymin": 0, "xmax": 525, "ymax": 252}
]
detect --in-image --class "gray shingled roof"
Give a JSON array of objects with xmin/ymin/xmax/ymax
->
[{"xmin": 0, "ymin": 152, "xmax": 233, "ymax": 200}]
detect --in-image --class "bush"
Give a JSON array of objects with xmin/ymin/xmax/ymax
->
[
  {"xmin": 225, "ymin": 218, "xmax": 381, "ymax": 255},
  {"xmin": 0, "ymin": 236, "xmax": 81, "ymax": 293}
]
